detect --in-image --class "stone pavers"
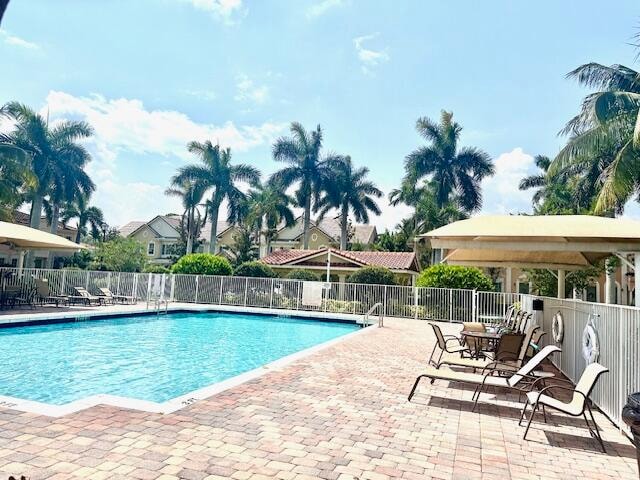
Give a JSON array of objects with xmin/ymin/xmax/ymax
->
[{"xmin": 0, "ymin": 317, "xmax": 637, "ymax": 479}]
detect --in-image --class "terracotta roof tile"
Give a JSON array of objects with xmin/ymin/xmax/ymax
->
[{"xmin": 261, "ymin": 248, "xmax": 418, "ymax": 272}]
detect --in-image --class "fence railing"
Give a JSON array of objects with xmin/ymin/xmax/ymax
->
[
  {"xmin": 1, "ymin": 267, "xmax": 638, "ymax": 433},
  {"xmin": 0, "ymin": 267, "xmax": 526, "ymax": 322}
]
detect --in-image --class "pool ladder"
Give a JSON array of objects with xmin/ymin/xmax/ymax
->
[
  {"xmin": 147, "ymin": 297, "xmax": 169, "ymax": 315},
  {"xmin": 360, "ymin": 302, "xmax": 384, "ymax": 327}
]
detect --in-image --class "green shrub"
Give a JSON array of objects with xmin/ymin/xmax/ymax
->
[
  {"xmin": 285, "ymin": 269, "xmax": 321, "ymax": 281},
  {"xmin": 171, "ymin": 253, "xmax": 233, "ymax": 276},
  {"xmin": 234, "ymin": 261, "xmax": 277, "ymax": 278},
  {"xmin": 143, "ymin": 265, "xmax": 171, "ymax": 274},
  {"xmin": 416, "ymin": 264, "xmax": 494, "ymax": 291},
  {"xmin": 347, "ymin": 266, "xmax": 397, "ymax": 285},
  {"xmin": 90, "ymin": 237, "xmax": 147, "ymax": 272}
]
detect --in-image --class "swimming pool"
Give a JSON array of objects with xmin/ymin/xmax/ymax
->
[{"xmin": 0, "ymin": 311, "xmax": 359, "ymax": 406}]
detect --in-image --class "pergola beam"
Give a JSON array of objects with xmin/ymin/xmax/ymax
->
[{"xmin": 429, "ymin": 239, "xmax": 640, "ymax": 253}]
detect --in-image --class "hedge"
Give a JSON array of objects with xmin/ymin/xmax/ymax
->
[
  {"xmin": 171, "ymin": 253, "xmax": 233, "ymax": 276},
  {"xmin": 416, "ymin": 264, "xmax": 494, "ymax": 291},
  {"xmin": 234, "ymin": 261, "xmax": 277, "ymax": 278},
  {"xmin": 285, "ymin": 269, "xmax": 321, "ymax": 281},
  {"xmin": 346, "ymin": 266, "xmax": 397, "ymax": 285}
]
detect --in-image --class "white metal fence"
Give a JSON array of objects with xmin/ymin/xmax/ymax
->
[{"xmin": 1, "ymin": 267, "xmax": 638, "ymax": 432}]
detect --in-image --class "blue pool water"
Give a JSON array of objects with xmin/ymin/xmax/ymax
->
[{"xmin": 0, "ymin": 311, "xmax": 358, "ymax": 405}]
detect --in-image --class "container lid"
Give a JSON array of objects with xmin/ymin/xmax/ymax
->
[{"xmin": 628, "ymin": 392, "xmax": 640, "ymax": 410}]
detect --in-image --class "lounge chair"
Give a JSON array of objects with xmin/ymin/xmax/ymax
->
[
  {"xmin": 34, "ymin": 279, "xmax": 67, "ymax": 307},
  {"xmin": 98, "ymin": 287, "xmax": 136, "ymax": 305},
  {"xmin": 519, "ymin": 363, "xmax": 609, "ymax": 452},
  {"xmin": 408, "ymin": 345, "xmax": 561, "ymax": 410},
  {"xmin": 427, "ymin": 323, "xmax": 469, "ymax": 367},
  {"xmin": 70, "ymin": 286, "xmax": 103, "ymax": 306},
  {"xmin": 438, "ymin": 325, "xmax": 535, "ymax": 370}
]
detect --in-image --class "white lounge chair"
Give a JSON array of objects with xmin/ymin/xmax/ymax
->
[
  {"xmin": 427, "ymin": 323, "xmax": 469, "ymax": 367},
  {"xmin": 519, "ymin": 362, "xmax": 609, "ymax": 452},
  {"xmin": 408, "ymin": 345, "xmax": 561, "ymax": 410}
]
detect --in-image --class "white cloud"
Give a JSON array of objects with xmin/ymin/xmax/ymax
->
[
  {"xmin": 480, "ymin": 147, "xmax": 537, "ymax": 215},
  {"xmin": 182, "ymin": 0, "xmax": 245, "ymax": 24},
  {"xmin": 42, "ymin": 90, "xmax": 285, "ymax": 225},
  {"xmin": 234, "ymin": 74, "xmax": 269, "ymax": 105},
  {"xmin": 183, "ymin": 89, "xmax": 217, "ymax": 101},
  {"xmin": 353, "ymin": 33, "xmax": 390, "ymax": 74},
  {"xmin": 0, "ymin": 29, "xmax": 40, "ymax": 50},
  {"xmin": 306, "ymin": 0, "xmax": 344, "ymax": 18}
]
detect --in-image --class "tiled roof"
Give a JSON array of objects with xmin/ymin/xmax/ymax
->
[
  {"xmin": 261, "ymin": 248, "xmax": 418, "ymax": 272},
  {"xmin": 198, "ymin": 221, "xmax": 231, "ymax": 242},
  {"xmin": 119, "ymin": 221, "xmax": 146, "ymax": 237},
  {"xmin": 12, "ymin": 210, "xmax": 77, "ymax": 233},
  {"xmin": 353, "ymin": 225, "xmax": 377, "ymax": 244}
]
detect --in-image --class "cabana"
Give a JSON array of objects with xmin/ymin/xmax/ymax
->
[
  {"xmin": 0, "ymin": 221, "xmax": 83, "ymax": 271},
  {"xmin": 418, "ymin": 215, "xmax": 640, "ymax": 305}
]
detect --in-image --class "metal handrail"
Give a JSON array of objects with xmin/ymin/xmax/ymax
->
[{"xmin": 364, "ymin": 302, "xmax": 384, "ymax": 327}]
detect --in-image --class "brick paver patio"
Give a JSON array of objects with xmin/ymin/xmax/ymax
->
[{"xmin": 0, "ymin": 317, "xmax": 637, "ymax": 479}]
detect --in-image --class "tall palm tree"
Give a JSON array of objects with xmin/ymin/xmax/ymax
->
[
  {"xmin": 244, "ymin": 180, "xmax": 295, "ymax": 256},
  {"xmin": 0, "ymin": 143, "xmax": 31, "ymax": 221},
  {"xmin": 172, "ymin": 141, "xmax": 260, "ymax": 253},
  {"xmin": 271, "ymin": 122, "xmax": 340, "ymax": 249},
  {"xmin": 0, "ymin": 102, "xmax": 94, "ymax": 230},
  {"xmin": 518, "ymin": 155, "xmax": 552, "ymax": 207},
  {"xmin": 403, "ymin": 111, "xmax": 494, "ymax": 212},
  {"xmin": 0, "ymin": 1, "xmax": 9, "ymax": 26},
  {"xmin": 61, "ymin": 194, "xmax": 104, "ymax": 244},
  {"xmin": 551, "ymin": 62, "xmax": 640, "ymax": 213},
  {"xmin": 316, "ymin": 156, "xmax": 382, "ymax": 250},
  {"xmin": 165, "ymin": 179, "xmax": 207, "ymax": 254}
]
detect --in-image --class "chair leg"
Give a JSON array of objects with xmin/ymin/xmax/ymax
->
[
  {"xmin": 585, "ymin": 403, "xmax": 606, "ymax": 453},
  {"xmin": 541, "ymin": 404, "xmax": 547, "ymax": 423},
  {"xmin": 518, "ymin": 398, "xmax": 530, "ymax": 426},
  {"xmin": 472, "ymin": 384, "xmax": 485, "ymax": 412},
  {"xmin": 428, "ymin": 346, "xmax": 437, "ymax": 367},
  {"xmin": 523, "ymin": 403, "xmax": 539, "ymax": 440},
  {"xmin": 408, "ymin": 375, "xmax": 427, "ymax": 401}
]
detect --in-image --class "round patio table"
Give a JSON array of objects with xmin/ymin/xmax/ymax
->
[{"xmin": 460, "ymin": 329, "xmax": 502, "ymax": 359}]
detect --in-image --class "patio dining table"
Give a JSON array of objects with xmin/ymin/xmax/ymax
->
[{"xmin": 460, "ymin": 329, "xmax": 502, "ymax": 359}]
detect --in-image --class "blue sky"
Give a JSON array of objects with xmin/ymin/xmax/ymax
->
[{"xmin": 1, "ymin": 0, "xmax": 639, "ymax": 228}]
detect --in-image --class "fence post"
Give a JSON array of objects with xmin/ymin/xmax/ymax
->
[
  {"xmin": 61, "ymin": 269, "xmax": 67, "ymax": 296},
  {"xmin": 296, "ymin": 281, "xmax": 300, "ymax": 310},
  {"xmin": 352, "ymin": 284, "xmax": 357, "ymax": 315},
  {"xmin": 269, "ymin": 278, "xmax": 274, "ymax": 309},
  {"xmin": 414, "ymin": 287, "xmax": 419, "ymax": 320},
  {"xmin": 449, "ymin": 289, "xmax": 453, "ymax": 322},
  {"xmin": 383, "ymin": 285, "xmax": 388, "ymax": 318},
  {"xmin": 85, "ymin": 270, "xmax": 90, "ymax": 290},
  {"xmin": 170, "ymin": 275, "xmax": 175, "ymax": 302},
  {"xmin": 472, "ymin": 289, "xmax": 477, "ymax": 322},
  {"xmin": 107, "ymin": 272, "xmax": 112, "ymax": 291},
  {"xmin": 195, "ymin": 275, "xmax": 199, "ymax": 303},
  {"xmin": 116, "ymin": 272, "xmax": 121, "ymax": 295},
  {"xmin": 146, "ymin": 274, "xmax": 152, "ymax": 303},
  {"xmin": 244, "ymin": 277, "xmax": 249, "ymax": 306},
  {"xmin": 132, "ymin": 273, "xmax": 138, "ymax": 300}
]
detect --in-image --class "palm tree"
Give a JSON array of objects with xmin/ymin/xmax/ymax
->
[
  {"xmin": 0, "ymin": 1, "xmax": 9, "ymax": 26},
  {"xmin": 61, "ymin": 194, "xmax": 104, "ymax": 244},
  {"xmin": 551, "ymin": 62, "xmax": 640, "ymax": 213},
  {"xmin": 0, "ymin": 143, "xmax": 31, "ymax": 221},
  {"xmin": 518, "ymin": 155, "xmax": 552, "ymax": 207},
  {"xmin": 316, "ymin": 156, "xmax": 382, "ymax": 250},
  {"xmin": 165, "ymin": 179, "xmax": 207, "ymax": 254},
  {"xmin": 271, "ymin": 122, "xmax": 340, "ymax": 249},
  {"xmin": 1, "ymin": 102, "xmax": 94, "ymax": 230},
  {"xmin": 172, "ymin": 141, "xmax": 260, "ymax": 253},
  {"xmin": 244, "ymin": 180, "xmax": 295, "ymax": 256},
  {"xmin": 403, "ymin": 111, "xmax": 494, "ymax": 212}
]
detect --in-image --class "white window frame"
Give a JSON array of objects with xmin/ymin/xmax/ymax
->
[{"xmin": 147, "ymin": 242, "xmax": 155, "ymax": 256}]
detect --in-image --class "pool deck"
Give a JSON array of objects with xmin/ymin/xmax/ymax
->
[{"xmin": 0, "ymin": 312, "xmax": 637, "ymax": 479}]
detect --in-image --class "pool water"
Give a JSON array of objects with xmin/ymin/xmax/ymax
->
[{"xmin": 0, "ymin": 311, "xmax": 358, "ymax": 405}]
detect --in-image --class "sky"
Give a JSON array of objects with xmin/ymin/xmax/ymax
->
[{"xmin": 1, "ymin": 0, "xmax": 640, "ymax": 229}]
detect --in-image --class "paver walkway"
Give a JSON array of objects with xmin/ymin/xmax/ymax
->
[{"xmin": 0, "ymin": 318, "xmax": 637, "ymax": 479}]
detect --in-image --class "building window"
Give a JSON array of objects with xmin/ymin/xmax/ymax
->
[
  {"xmin": 517, "ymin": 281, "xmax": 530, "ymax": 294},
  {"xmin": 147, "ymin": 242, "xmax": 155, "ymax": 255}
]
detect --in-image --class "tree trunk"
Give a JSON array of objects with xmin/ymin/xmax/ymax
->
[
  {"xmin": 186, "ymin": 208, "xmax": 194, "ymax": 254},
  {"xmin": 340, "ymin": 204, "xmax": 348, "ymax": 250},
  {"xmin": 208, "ymin": 198, "xmax": 220, "ymax": 254},
  {"xmin": 302, "ymin": 194, "xmax": 311, "ymax": 249},
  {"xmin": 25, "ymin": 194, "xmax": 43, "ymax": 267},
  {"xmin": 75, "ymin": 222, "xmax": 82, "ymax": 244},
  {"xmin": 47, "ymin": 203, "xmax": 59, "ymax": 268}
]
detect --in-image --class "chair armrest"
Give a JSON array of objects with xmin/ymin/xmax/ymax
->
[{"xmin": 530, "ymin": 384, "xmax": 587, "ymax": 404}]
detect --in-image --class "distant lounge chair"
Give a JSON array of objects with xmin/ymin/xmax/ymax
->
[
  {"xmin": 70, "ymin": 286, "xmax": 103, "ymax": 306},
  {"xmin": 408, "ymin": 345, "xmax": 561, "ymax": 410},
  {"xmin": 519, "ymin": 363, "xmax": 609, "ymax": 452},
  {"xmin": 98, "ymin": 287, "xmax": 136, "ymax": 305}
]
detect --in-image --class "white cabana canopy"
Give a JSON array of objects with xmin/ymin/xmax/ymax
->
[
  {"xmin": 419, "ymin": 215, "xmax": 640, "ymax": 304},
  {"xmin": 0, "ymin": 221, "xmax": 83, "ymax": 252}
]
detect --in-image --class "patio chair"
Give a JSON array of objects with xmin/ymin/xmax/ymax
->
[
  {"xmin": 427, "ymin": 323, "xmax": 469, "ymax": 368},
  {"xmin": 70, "ymin": 286, "xmax": 103, "ymax": 306},
  {"xmin": 98, "ymin": 287, "xmax": 136, "ymax": 305},
  {"xmin": 34, "ymin": 279, "xmax": 67, "ymax": 307},
  {"xmin": 439, "ymin": 325, "xmax": 536, "ymax": 370},
  {"xmin": 461, "ymin": 322, "xmax": 487, "ymax": 356},
  {"xmin": 526, "ymin": 330, "xmax": 546, "ymax": 359},
  {"xmin": 519, "ymin": 363, "xmax": 609, "ymax": 452},
  {"xmin": 408, "ymin": 345, "xmax": 561, "ymax": 410}
]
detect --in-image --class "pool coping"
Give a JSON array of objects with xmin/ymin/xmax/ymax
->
[{"xmin": 0, "ymin": 304, "xmax": 377, "ymax": 417}]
